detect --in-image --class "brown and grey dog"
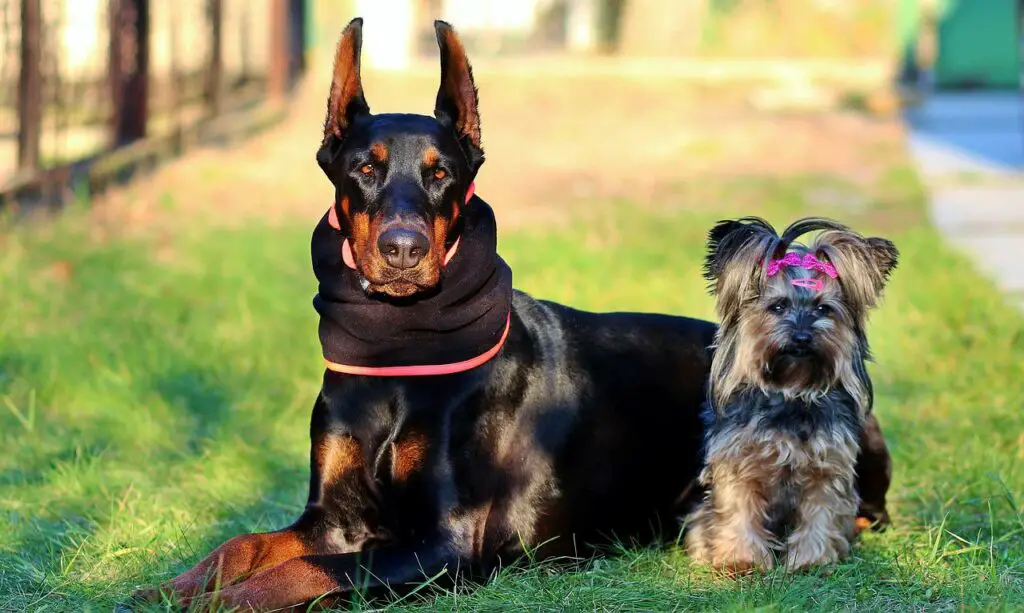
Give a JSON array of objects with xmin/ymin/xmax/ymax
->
[
  {"xmin": 686, "ymin": 217, "xmax": 896, "ymax": 572},
  {"xmin": 131, "ymin": 21, "xmax": 893, "ymax": 611}
]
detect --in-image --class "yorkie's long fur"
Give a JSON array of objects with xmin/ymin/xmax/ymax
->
[{"xmin": 685, "ymin": 217, "xmax": 898, "ymax": 572}]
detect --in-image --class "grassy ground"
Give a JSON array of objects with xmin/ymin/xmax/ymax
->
[{"xmin": 1, "ymin": 167, "xmax": 1022, "ymax": 611}]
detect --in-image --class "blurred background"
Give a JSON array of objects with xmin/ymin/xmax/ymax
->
[
  {"xmin": 1, "ymin": 2, "xmax": 1023, "ymax": 610},
  {"xmin": 1, "ymin": 0, "xmax": 1021, "ymax": 206}
]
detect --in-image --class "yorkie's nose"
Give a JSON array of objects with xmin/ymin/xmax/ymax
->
[{"xmin": 791, "ymin": 330, "xmax": 813, "ymax": 346}]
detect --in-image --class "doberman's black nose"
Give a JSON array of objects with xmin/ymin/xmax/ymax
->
[
  {"xmin": 791, "ymin": 330, "xmax": 813, "ymax": 346},
  {"xmin": 377, "ymin": 228, "xmax": 429, "ymax": 269}
]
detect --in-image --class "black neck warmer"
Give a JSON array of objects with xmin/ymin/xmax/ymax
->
[{"xmin": 311, "ymin": 197, "xmax": 513, "ymax": 372}]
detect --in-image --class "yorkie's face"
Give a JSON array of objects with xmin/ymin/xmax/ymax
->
[
  {"xmin": 703, "ymin": 217, "xmax": 898, "ymax": 403},
  {"xmin": 739, "ymin": 254, "xmax": 856, "ymax": 391}
]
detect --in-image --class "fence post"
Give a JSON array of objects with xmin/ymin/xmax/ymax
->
[
  {"xmin": 169, "ymin": 0, "xmax": 183, "ymax": 150},
  {"xmin": 109, "ymin": 0, "xmax": 150, "ymax": 147},
  {"xmin": 206, "ymin": 0, "xmax": 223, "ymax": 115},
  {"xmin": 17, "ymin": 0, "xmax": 42, "ymax": 172},
  {"xmin": 268, "ymin": 0, "xmax": 288, "ymax": 101}
]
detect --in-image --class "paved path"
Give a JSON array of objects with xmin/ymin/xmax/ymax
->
[{"xmin": 904, "ymin": 91, "xmax": 1024, "ymax": 310}]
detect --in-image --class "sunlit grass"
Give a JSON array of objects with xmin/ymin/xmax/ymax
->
[{"xmin": 1, "ymin": 175, "xmax": 1021, "ymax": 610}]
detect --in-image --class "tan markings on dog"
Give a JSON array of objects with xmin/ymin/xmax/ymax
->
[
  {"xmin": 198, "ymin": 556, "xmax": 340, "ymax": 611},
  {"xmin": 450, "ymin": 198, "xmax": 461, "ymax": 228},
  {"xmin": 432, "ymin": 216, "xmax": 450, "ymax": 269},
  {"xmin": 339, "ymin": 195, "xmax": 351, "ymax": 219},
  {"xmin": 423, "ymin": 146, "xmax": 440, "ymax": 167},
  {"xmin": 317, "ymin": 433, "xmax": 362, "ymax": 486},
  {"xmin": 392, "ymin": 432, "xmax": 428, "ymax": 483},
  {"xmin": 349, "ymin": 212, "xmax": 379, "ymax": 271},
  {"xmin": 370, "ymin": 142, "xmax": 389, "ymax": 162},
  {"xmin": 154, "ymin": 530, "xmax": 311, "ymax": 601}
]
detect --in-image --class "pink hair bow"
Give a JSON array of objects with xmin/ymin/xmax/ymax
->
[{"xmin": 766, "ymin": 252, "xmax": 838, "ymax": 279}]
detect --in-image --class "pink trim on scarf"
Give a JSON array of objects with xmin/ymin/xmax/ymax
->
[{"xmin": 324, "ymin": 312, "xmax": 511, "ymax": 377}]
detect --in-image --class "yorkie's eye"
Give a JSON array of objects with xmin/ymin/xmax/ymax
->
[
  {"xmin": 359, "ymin": 164, "xmax": 374, "ymax": 176},
  {"xmin": 769, "ymin": 300, "xmax": 789, "ymax": 314},
  {"xmin": 814, "ymin": 304, "xmax": 832, "ymax": 317}
]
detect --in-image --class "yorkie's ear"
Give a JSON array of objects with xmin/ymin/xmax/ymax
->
[
  {"xmin": 867, "ymin": 236, "xmax": 899, "ymax": 281},
  {"xmin": 810, "ymin": 230, "xmax": 899, "ymax": 312},
  {"xmin": 704, "ymin": 217, "xmax": 782, "ymax": 318}
]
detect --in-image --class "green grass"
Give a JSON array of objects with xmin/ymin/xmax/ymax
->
[{"xmin": 1, "ymin": 176, "xmax": 1022, "ymax": 611}]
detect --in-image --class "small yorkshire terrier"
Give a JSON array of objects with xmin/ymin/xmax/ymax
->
[{"xmin": 685, "ymin": 217, "xmax": 898, "ymax": 572}]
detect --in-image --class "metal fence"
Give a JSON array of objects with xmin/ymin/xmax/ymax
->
[{"xmin": 0, "ymin": 0, "xmax": 307, "ymax": 206}]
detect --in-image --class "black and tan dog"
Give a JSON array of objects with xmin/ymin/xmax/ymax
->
[{"xmin": 134, "ymin": 20, "xmax": 892, "ymax": 610}]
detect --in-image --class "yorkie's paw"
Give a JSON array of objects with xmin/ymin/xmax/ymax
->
[
  {"xmin": 784, "ymin": 540, "xmax": 848, "ymax": 572},
  {"xmin": 713, "ymin": 558, "xmax": 759, "ymax": 577},
  {"xmin": 706, "ymin": 545, "xmax": 776, "ymax": 574}
]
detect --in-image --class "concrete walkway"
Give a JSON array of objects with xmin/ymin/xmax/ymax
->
[{"xmin": 904, "ymin": 91, "xmax": 1024, "ymax": 310}]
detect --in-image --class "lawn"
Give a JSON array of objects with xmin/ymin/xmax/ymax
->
[{"xmin": 1, "ymin": 172, "xmax": 1022, "ymax": 611}]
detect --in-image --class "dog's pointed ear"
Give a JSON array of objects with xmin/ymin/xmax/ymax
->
[
  {"xmin": 323, "ymin": 18, "xmax": 370, "ymax": 144},
  {"xmin": 867, "ymin": 237, "xmax": 899, "ymax": 282},
  {"xmin": 704, "ymin": 217, "xmax": 782, "ymax": 320},
  {"xmin": 703, "ymin": 217, "xmax": 781, "ymax": 286},
  {"xmin": 811, "ymin": 231, "xmax": 899, "ymax": 313},
  {"xmin": 434, "ymin": 21, "xmax": 484, "ymax": 175}
]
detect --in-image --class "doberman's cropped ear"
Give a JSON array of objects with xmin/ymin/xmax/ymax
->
[
  {"xmin": 323, "ymin": 18, "xmax": 370, "ymax": 145},
  {"xmin": 433, "ymin": 21, "xmax": 484, "ymax": 175}
]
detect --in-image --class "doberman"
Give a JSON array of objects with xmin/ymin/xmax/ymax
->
[{"xmin": 133, "ymin": 19, "xmax": 892, "ymax": 610}]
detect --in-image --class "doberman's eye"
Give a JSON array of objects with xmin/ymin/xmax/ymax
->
[
  {"xmin": 434, "ymin": 168, "xmax": 447, "ymax": 180},
  {"xmin": 360, "ymin": 164, "xmax": 373, "ymax": 176}
]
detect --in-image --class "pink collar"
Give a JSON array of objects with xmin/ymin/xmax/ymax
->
[
  {"xmin": 328, "ymin": 182, "xmax": 476, "ymax": 271},
  {"xmin": 325, "ymin": 312, "xmax": 510, "ymax": 377}
]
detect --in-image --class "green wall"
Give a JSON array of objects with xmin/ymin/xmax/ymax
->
[{"xmin": 936, "ymin": 0, "xmax": 1020, "ymax": 89}]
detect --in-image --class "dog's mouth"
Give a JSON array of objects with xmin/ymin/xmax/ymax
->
[
  {"xmin": 780, "ymin": 346, "xmax": 814, "ymax": 358},
  {"xmin": 359, "ymin": 264, "xmax": 444, "ymax": 299},
  {"xmin": 348, "ymin": 242, "xmax": 444, "ymax": 299},
  {"xmin": 363, "ymin": 277, "xmax": 437, "ymax": 299},
  {"xmin": 763, "ymin": 348, "xmax": 834, "ymax": 389}
]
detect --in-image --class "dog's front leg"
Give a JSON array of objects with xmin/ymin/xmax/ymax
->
[
  {"xmin": 134, "ymin": 397, "xmax": 376, "ymax": 604},
  {"xmin": 785, "ymin": 446, "xmax": 859, "ymax": 571},
  {"xmin": 688, "ymin": 461, "xmax": 777, "ymax": 573},
  {"xmin": 131, "ymin": 526, "xmax": 321, "ymax": 604},
  {"xmin": 189, "ymin": 536, "xmax": 460, "ymax": 611}
]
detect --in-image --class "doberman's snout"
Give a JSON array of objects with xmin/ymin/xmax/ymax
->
[{"xmin": 377, "ymin": 228, "xmax": 430, "ymax": 270}]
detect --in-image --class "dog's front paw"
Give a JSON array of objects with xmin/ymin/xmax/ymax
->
[{"xmin": 784, "ymin": 537, "xmax": 849, "ymax": 572}]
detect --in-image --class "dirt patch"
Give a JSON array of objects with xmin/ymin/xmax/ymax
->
[{"xmin": 88, "ymin": 57, "xmax": 908, "ymax": 237}]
